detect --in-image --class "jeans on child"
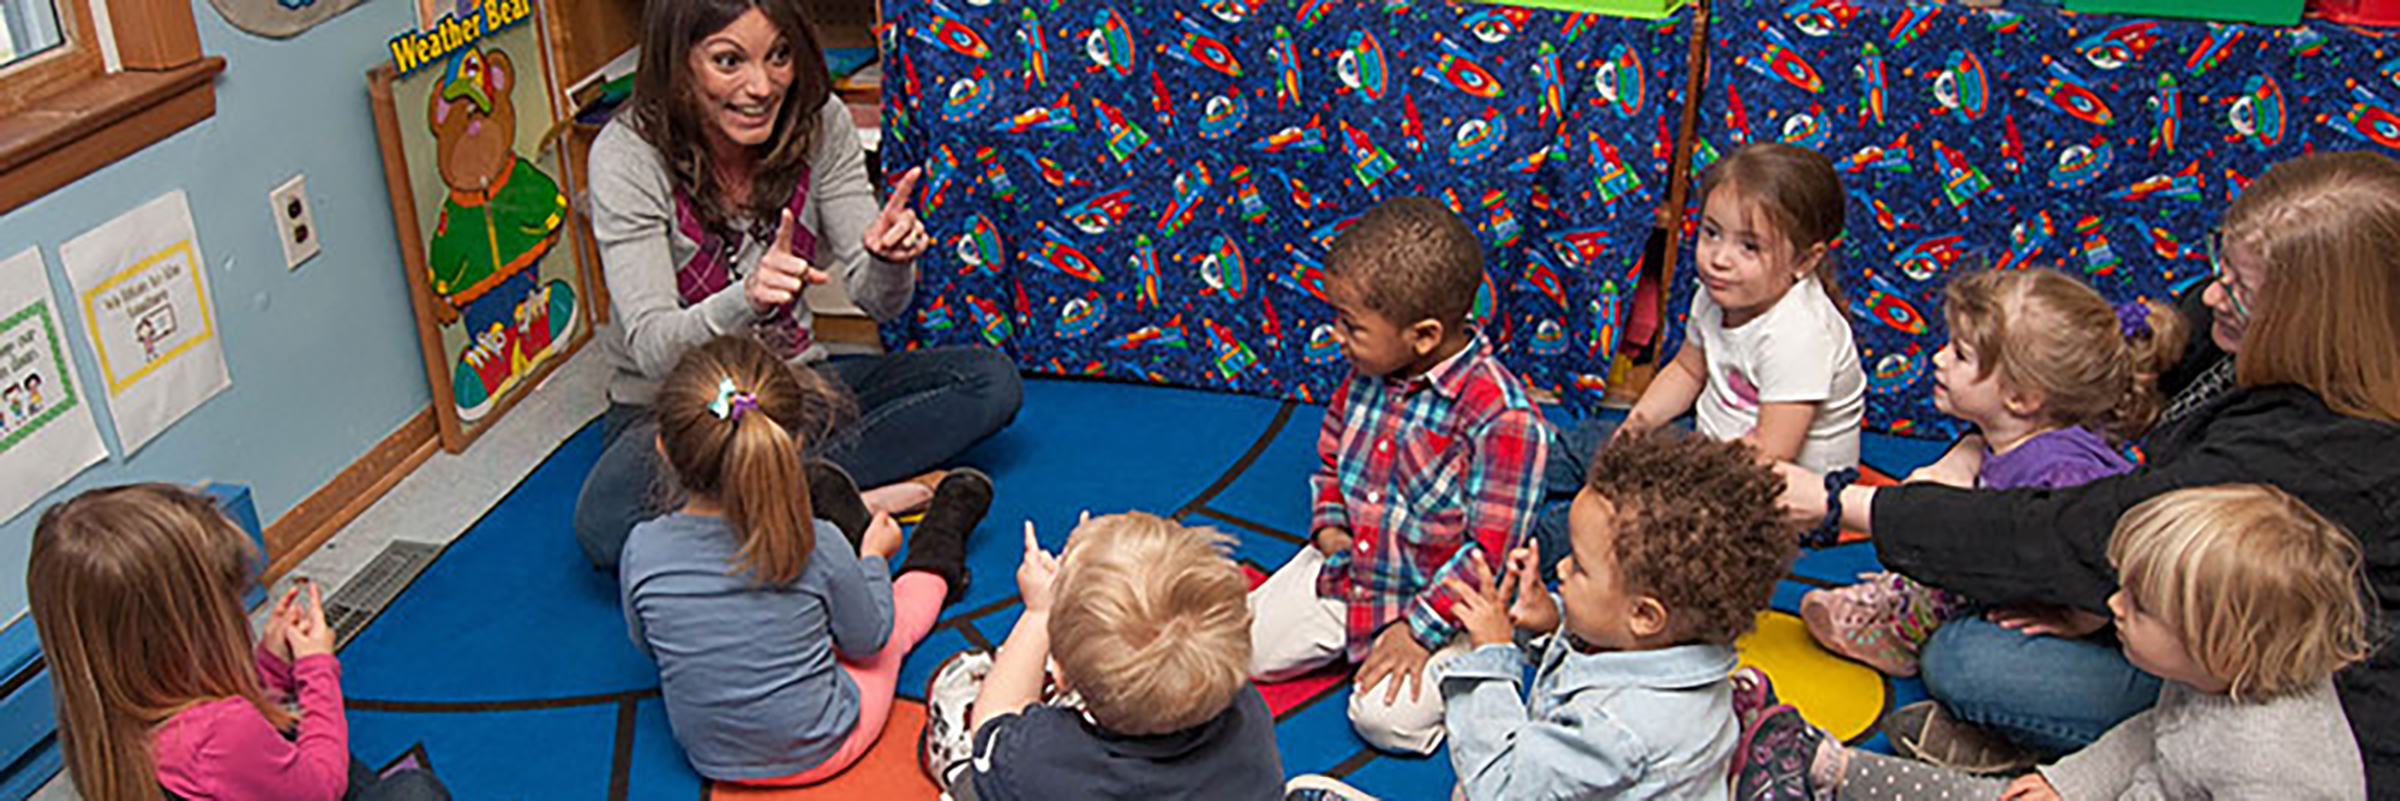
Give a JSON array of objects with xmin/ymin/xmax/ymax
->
[
  {"xmin": 1247, "ymin": 547, "xmax": 1467, "ymax": 755},
  {"xmin": 1917, "ymin": 616, "xmax": 2163, "ymax": 755},
  {"xmin": 1529, "ymin": 416, "xmax": 1619, "ymax": 582}
]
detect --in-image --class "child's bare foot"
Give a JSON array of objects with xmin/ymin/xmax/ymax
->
[{"xmin": 862, "ymin": 482, "xmax": 934, "ymax": 517}]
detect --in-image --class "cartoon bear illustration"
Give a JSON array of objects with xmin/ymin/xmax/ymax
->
[{"xmin": 423, "ymin": 45, "xmax": 576, "ymax": 421}]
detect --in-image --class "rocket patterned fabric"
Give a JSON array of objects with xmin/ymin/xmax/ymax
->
[
  {"xmin": 876, "ymin": 0, "xmax": 1689, "ymax": 408},
  {"xmin": 1683, "ymin": 0, "xmax": 2400, "ymax": 438}
]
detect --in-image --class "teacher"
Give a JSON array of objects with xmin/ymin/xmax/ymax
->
[
  {"xmin": 1781, "ymin": 151, "xmax": 2400, "ymax": 790},
  {"xmin": 573, "ymin": 0, "xmax": 1021, "ymax": 569}
]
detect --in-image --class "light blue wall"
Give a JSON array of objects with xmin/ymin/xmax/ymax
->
[{"xmin": 0, "ymin": 0, "xmax": 442, "ymax": 616}]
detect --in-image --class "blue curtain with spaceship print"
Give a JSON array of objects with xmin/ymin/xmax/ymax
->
[
  {"xmin": 1685, "ymin": 0, "xmax": 2400, "ymax": 438},
  {"xmin": 875, "ymin": 0, "xmax": 1689, "ymax": 408}
]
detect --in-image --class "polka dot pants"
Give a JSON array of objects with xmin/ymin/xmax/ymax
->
[{"xmin": 1840, "ymin": 751, "xmax": 2012, "ymax": 800}]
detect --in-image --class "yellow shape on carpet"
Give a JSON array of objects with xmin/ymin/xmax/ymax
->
[{"xmin": 1735, "ymin": 610, "xmax": 1887, "ymax": 743}]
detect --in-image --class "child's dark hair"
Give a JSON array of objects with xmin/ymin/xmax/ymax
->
[
  {"xmin": 654, "ymin": 336, "xmax": 856, "ymax": 584},
  {"xmin": 1697, "ymin": 143, "xmax": 1847, "ymax": 309},
  {"xmin": 1943, "ymin": 267, "xmax": 2188, "ymax": 440},
  {"xmin": 1585, "ymin": 432, "xmax": 1798, "ymax": 644},
  {"xmin": 1323, "ymin": 196, "xmax": 1483, "ymax": 328}
]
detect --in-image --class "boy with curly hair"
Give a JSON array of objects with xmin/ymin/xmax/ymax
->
[
  {"xmin": 1248, "ymin": 196, "xmax": 1551, "ymax": 755},
  {"xmin": 1441, "ymin": 431, "xmax": 1796, "ymax": 799}
]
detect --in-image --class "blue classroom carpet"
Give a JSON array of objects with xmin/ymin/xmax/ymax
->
[{"xmin": 339, "ymin": 377, "xmax": 1946, "ymax": 800}]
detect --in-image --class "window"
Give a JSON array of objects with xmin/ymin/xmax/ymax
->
[
  {"xmin": 0, "ymin": 0, "xmax": 222, "ymax": 215},
  {"xmin": 0, "ymin": 0, "xmax": 68, "ymax": 68}
]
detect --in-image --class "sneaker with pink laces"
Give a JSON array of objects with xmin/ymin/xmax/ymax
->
[{"xmin": 1800, "ymin": 573, "xmax": 1965, "ymax": 676}]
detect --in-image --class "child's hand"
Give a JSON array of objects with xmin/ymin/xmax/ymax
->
[
  {"xmin": 1506, "ymin": 542, "xmax": 1561, "ymax": 634},
  {"xmin": 1986, "ymin": 604, "xmax": 2108, "ymax": 639},
  {"xmin": 1312, "ymin": 526, "xmax": 1354, "ymax": 556},
  {"xmin": 1443, "ymin": 559, "xmax": 1515, "ymax": 648},
  {"xmin": 2000, "ymin": 773, "xmax": 2062, "ymax": 801},
  {"xmin": 289, "ymin": 581, "xmax": 337, "ymax": 659},
  {"xmin": 1357, "ymin": 624, "xmax": 1434, "ymax": 704},
  {"xmin": 260, "ymin": 584, "xmax": 301, "ymax": 661},
  {"xmin": 859, "ymin": 512, "xmax": 903, "ymax": 559},
  {"xmin": 1017, "ymin": 521, "xmax": 1061, "ymax": 614}
]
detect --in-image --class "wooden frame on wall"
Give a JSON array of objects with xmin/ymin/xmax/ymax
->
[{"xmin": 367, "ymin": 0, "xmax": 594, "ymax": 453}]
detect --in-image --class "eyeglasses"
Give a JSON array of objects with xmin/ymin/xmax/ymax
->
[{"xmin": 2206, "ymin": 232, "xmax": 2252, "ymax": 322}]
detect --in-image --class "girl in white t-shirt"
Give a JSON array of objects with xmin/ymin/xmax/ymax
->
[
  {"xmin": 1530, "ymin": 143, "xmax": 1863, "ymax": 579},
  {"xmin": 1616, "ymin": 142, "xmax": 1865, "ymax": 472}
]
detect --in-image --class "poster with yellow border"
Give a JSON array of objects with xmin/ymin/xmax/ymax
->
[{"xmin": 59, "ymin": 191, "xmax": 232, "ymax": 455}]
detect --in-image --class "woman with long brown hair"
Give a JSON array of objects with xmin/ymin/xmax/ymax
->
[
  {"xmin": 1779, "ymin": 151, "xmax": 2400, "ymax": 790},
  {"xmin": 573, "ymin": 0, "xmax": 1019, "ymax": 570},
  {"xmin": 30, "ymin": 484, "xmax": 449, "ymax": 801}
]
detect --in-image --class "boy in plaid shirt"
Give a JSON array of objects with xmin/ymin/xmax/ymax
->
[{"xmin": 1247, "ymin": 196, "xmax": 1550, "ymax": 755}]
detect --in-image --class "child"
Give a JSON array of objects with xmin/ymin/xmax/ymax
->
[
  {"xmin": 619, "ymin": 335, "xmax": 992, "ymax": 785},
  {"xmin": 1443, "ymin": 432, "xmax": 1796, "ymax": 800},
  {"xmin": 1795, "ymin": 484, "xmax": 2371, "ymax": 800},
  {"xmin": 1533, "ymin": 143, "xmax": 1862, "ymax": 580},
  {"xmin": 942, "ymin": 512, "xmax": 1283, "ymax": 799},
  {"xmin": 1247, "ymin": 195, "xmax": 1551, "ymax": 755},
  {"xmin": 30, "ymin": 483, "xmax": 451, "ymax": 801},
  {"xmin": 1802, "ymin": 267, "xmax": 2185, "ymax": 676},
  {"xmin": 1611, "ymin": 142, "xmax": 1865, "ymax": 472}
]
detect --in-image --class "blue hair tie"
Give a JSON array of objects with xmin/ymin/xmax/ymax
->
[
  {"xmin": 2115, "ymin": 302, "xmax": 2153, "ymax": 340},
  {"xmin": 707, "ymin": 377, "xmax": 760, "ymax": 421}
]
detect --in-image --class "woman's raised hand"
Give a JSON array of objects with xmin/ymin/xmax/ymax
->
[
  {"xmin": 746, "ymin": 208, "xmax": 832, "ymax": 313},
  {"xmin": 864, "ymin": 168, "xmax": 931, "ymax": 264}
]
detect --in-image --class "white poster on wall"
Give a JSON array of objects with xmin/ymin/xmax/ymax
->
[
  {"xmin": 60, "ymin": 191, "xmax": 232, "ymax": 455},
  {"xmin": 0, "ymin": 248, "xmax": 109, "ymax": 524}
]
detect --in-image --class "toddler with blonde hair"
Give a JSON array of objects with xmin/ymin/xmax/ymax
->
[
  {"xmin": 1800, "ymin": 484, "xmax": 2372, "ymax": 800},
  {"xmin": 945, "ymin": 512, "xmax": 1282, "ymax": 800}
]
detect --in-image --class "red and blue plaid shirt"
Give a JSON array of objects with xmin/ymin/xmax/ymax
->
[{"xmin": 1309, "ymin": 334, "xmax": 1550, "ymax": 659}]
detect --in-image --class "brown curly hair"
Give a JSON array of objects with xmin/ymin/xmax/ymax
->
[{"xmin": 1585, "ymin": 431, "xmax": 1799, "ymax": 645}]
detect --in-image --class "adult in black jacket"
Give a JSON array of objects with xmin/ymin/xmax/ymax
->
[{"xmin": 1782, "ymin": 151, "xmax": 2400, "ymax": 790}]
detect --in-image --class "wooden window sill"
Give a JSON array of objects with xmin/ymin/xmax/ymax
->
[{"xmin": 0, "ymin": 57, "xmax": 226, "ymax": 216}]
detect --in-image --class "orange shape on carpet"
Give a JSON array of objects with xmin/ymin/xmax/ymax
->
[{"xmin": 706, "ymin": 700, "xmax": 941, "ymax": 800}]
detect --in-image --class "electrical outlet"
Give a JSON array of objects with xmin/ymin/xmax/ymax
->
[{"xmin": 269, "ymin": 174, "xmax": 322, "ymax": 270}]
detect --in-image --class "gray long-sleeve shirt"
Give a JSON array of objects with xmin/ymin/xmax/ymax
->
[
  {"xmin": 587, "ymin": 98, "xmax": 915, "ymax": 406},
  {"xmin": 619, "ymin": 513, "xmax": 894, "ymax": 780},
  {"xmin": 2041, "ymin": 680, "xmax": 2365, "ymax": 800}
]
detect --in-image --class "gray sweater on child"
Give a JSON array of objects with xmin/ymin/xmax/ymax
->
[
  {"xmin": 2040, "ymin": 680, "xmax": 2364, "ymax": 800},
  {"xmin": 587, "ymin": 98, "xmax": 915, "ymax": 406}
]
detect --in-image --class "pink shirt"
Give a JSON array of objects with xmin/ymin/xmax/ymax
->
[{"xmin": 152, "ymin": 645, "xmax": 349, "ymax": 801}]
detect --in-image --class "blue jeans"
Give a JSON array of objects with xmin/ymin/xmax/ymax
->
[
  {"xmin": 1917, "ymin": 616, "xmax": 2162, "ymax": 755},
  {"xmin": 1531, "ymin": 416, "xmax": 1616, "ymax": 582},
  {"xmin": 572, "ymin": 345, "xmax": 1022, "ymax": 569}
]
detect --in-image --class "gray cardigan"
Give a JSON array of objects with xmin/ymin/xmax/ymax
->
[
  {"xmin": 587, "ymin": 97, "xmax": 914, "ymax": 406},
  {"xmin": 2041, "ymin": 680, "xmax": 2365, "ymax": 800}
]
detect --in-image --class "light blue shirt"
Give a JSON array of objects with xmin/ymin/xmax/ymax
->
[
  {"xmin": 620, "ymin": 513, "xmax": 893, "ymax": 780},
  {"xmin": 1437, "ymin": 637, "xmax": 1737, "ymax": 801}
]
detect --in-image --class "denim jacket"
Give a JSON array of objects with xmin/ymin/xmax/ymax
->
[{"xmin": 1436, "ymin": 637, "xmax": 1737, "ymax": 800}]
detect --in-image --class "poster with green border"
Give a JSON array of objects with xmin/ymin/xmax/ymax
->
[{"xmin": 0, "ymin": 248, "xmax": 108, "ymax": 524}]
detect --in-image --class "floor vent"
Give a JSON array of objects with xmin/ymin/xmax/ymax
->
[{"xmin": 323, "ymin": 540, "xmax": 442, "ymax": 648}]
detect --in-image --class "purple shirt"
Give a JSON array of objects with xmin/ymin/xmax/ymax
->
[{"xmin": 1979, "ymin": 425, "xmax": 2134, "ymax": 491}]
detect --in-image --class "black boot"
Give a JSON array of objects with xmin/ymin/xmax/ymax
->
[
  {"xmin": 806, "ymin": 460, "xmax": 870, "ymax": 551},
  {"xmin": 898, "ymin": 468, "xmax": 992, "ymax": 604}
]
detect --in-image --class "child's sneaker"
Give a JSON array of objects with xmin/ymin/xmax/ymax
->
[
  {"xmin": 1799, "ymin": 572, "xmax": 1963, "ymax": 677},
  {"xmin": 920, "ymin": 650, "xmax": 994, "ymax": 788},
  {"xmin": 1731, "ymin": 704, "xmax": 1828, "ymax": 801},
  {"xmin": 1729, "ymin": 666, "xmax": 1777, "ymax": 731},
  {"xmin": 1284, "ymin": 774, "xmax": 1381, "ymax": 801}
]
